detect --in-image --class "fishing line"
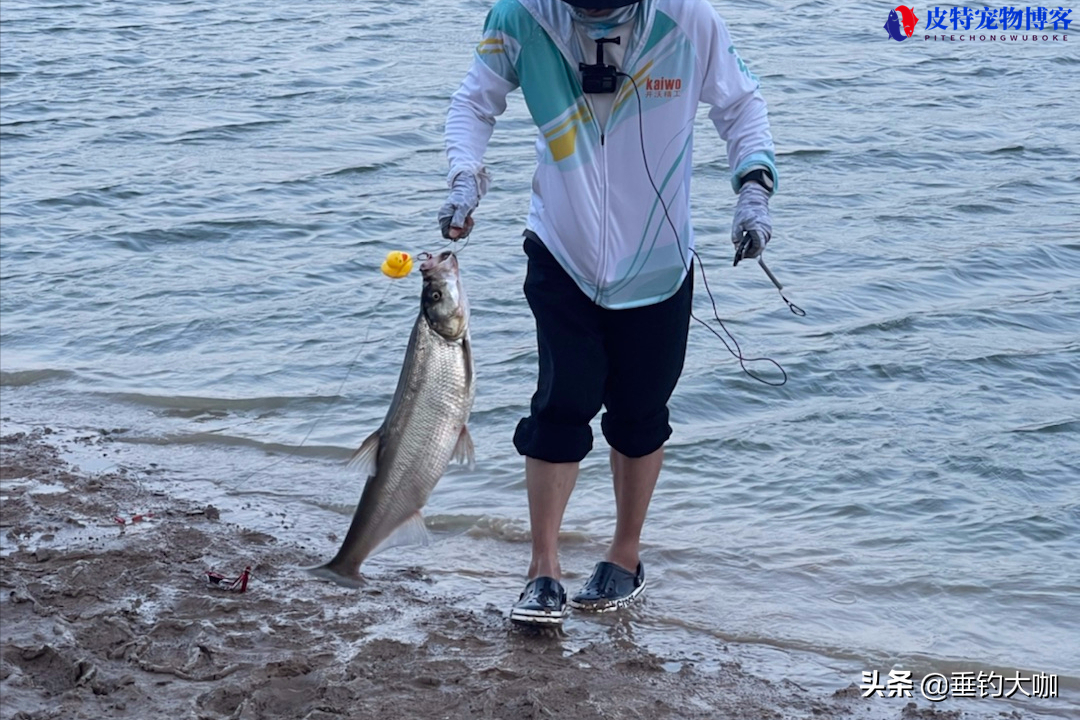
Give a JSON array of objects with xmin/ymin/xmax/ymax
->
[
  {"xmin": 437, "ymin": 233, "xmax": 472, "ymax": 256},
  {"xmin": 227, "ymin": 279, "xmax": 396, "ymax": 490},
  {"xmin": 619, "ymin": 71, "xmax": 800, "ymax": 387}
]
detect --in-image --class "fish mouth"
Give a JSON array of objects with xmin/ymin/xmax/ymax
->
[{"xmin": 420, "ymin": 249, "xmax": 458, "ymax": 276}]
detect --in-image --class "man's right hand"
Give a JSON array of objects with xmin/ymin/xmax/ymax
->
[
  {"xmin": 438, "ymin": 173, "xmax": 481, "ymax": 240},
  {"xmin": 730, "ymin": 182, "xmax": 772, "ymax": 260}
]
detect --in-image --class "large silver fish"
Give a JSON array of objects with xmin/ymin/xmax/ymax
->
[{"xmin": 309, "ymin": 250, "xmax": 475, "ymax": 586}]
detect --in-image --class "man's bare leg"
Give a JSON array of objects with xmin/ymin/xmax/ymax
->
[
  {"xmin": 606, "ymin": 447, "xmax": 663, "ymax": 572},
  {"xmin": 526, "ymin": 457, "xmax": 578, "ymax": 580}
]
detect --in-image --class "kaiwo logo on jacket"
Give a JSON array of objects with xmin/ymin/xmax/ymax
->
[{"xmin": 645, "ymin": 76, "xmax": 683, "ymax": 98}]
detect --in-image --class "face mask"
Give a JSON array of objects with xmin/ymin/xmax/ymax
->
[{"xmin": 568, "ymin": 4, "xmax": 637, "ymax": 39}]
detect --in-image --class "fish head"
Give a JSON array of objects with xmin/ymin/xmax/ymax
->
[{"xmin": 419, "ymin": 250, "xmax": 469, "ymax": 340}]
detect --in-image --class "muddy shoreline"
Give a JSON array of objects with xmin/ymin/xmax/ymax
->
[{"xmin": 1, "ymin": 430, "xmax": 983, "ymax": 719}]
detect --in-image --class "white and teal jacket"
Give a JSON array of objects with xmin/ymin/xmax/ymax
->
[{"xmin": 446, "ymin": 0, "xmax": 777, "ymax": 309}]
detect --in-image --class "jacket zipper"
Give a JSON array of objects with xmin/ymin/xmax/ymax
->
[
  {"xmin": 595, "ymin": 129, "xmax": 608, "ymax": 304},
  {"xmin": 581, "ymin": 87, "xmax": 608, "ymax": 304}
]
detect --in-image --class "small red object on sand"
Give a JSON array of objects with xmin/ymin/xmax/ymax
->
[
  {"xmin": 114, "ymin": 513, "xmax": 155, "ymax": 525},
  {"xmin": 205, "ymin": 566, "xmax": 252, "ymax": 593}
]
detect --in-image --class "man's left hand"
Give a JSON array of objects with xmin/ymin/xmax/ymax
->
[
  {"xmin": 731, "ymin": 182, "xmax": 772, "ymax": 260},
  {"xmin": 438, "ymin": 173, "xmax": 481, "ymax": 240}
]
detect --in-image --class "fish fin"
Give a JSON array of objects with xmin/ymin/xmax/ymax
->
[
  {"xmin": 452, "ymin": 425, "xmax": 475, "ymax": 470},
  {"xmin": 371, "ymin": 511, "xmax": 430, "ymax": 557},
  {"xmin": 462, "ymin": 334, "xmax": 473, "ymax": 389},
  {"xmin": 304, "ymin": 562, "xmax": 363, "ymax": 589},
  {"xmin": 347, "ymin": 429, "xmax": 381, "ymax": 477}
]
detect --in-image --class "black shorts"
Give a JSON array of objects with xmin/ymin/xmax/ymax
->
[{"xmin": 513, "ymin": 233, "xmax": 693, "ymax": 463}]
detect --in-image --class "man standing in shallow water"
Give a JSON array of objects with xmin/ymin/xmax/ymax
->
[{"xmin": 440, "ymin": 0, "xmax": 777, "ymax": 625}]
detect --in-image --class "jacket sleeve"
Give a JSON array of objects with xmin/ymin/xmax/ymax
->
[
  {"xmin": 695, "ymin": 4, "xmax": 778, "ymax": 194},
  {"xmin": 445, "ymin": 8, "xmax": 522, "ymax": 196}
]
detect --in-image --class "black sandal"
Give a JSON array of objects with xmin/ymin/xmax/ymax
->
[
  {"xmin": 510, "ymin": 576, "xmax": 568, "ymax": 626},
  {"xmin": 569, "ymin": 561, "xmax": 646, "ymax": 612}
]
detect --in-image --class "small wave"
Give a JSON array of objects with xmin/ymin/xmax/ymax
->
[
  {"xmin": 464, "ymin": 516, "xmax": 531, "ymax": 543},
  {"xmin": 915, "ymin": 55, "xmax": 964, "ymax": 66},
  {"xmin": 35, "ymin": 186, "xmax": 144, "ymax": 210},
  {"xmin": 267, "ymin": 89, "xmax": 323, "ymax": 101},
  {"xmin": 112, "ymin": 218, "xmax": 309, "ymax": 248},
  {"xmin": 164, "ymin": 119, "xmax": 288, "ymax": 144},
  {"xmin": 321, "ymin": 164, "xmax": 388, "ymax": 179},
  {"xmin": 107, "ymin": 391, "xmax": 340, "ymax": 413},
  {"xmin": 954, "ymin": 203, "xmax": 1014, "ymax": 215},
  {"xmin": 841, "ymin": 314, "xmax": 920, "ymax": 336},
  {"xmin": 776, "ymin": 148, "xmax": 830, "ymax": 157},
  {"xmin": 1009, "ymin": 418, "xmax": 1080, "ymax": 434},
  {"xmin": 458, "ymin": 515, "xmax": 590, "ymax": 545},
  {"xmin": 115, "ymin": 430, "xmax": 352, "ymax": 460},
  {"xmin": 962, "ymin": 66, "xmax": 1010, "ymax": 78},
  {"xmin": 0, "ymin": 369, "xmax": 74, "ymax": 387}
]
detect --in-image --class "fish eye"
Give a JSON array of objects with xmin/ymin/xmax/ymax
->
[{"xmin": 430, "ymin": 290, "xmax": 442, "ymax": 301}]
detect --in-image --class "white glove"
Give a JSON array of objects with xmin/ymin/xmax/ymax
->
[
  {"xmin": 730, "ymin": 182, "xmax": 772, "ymax": 260},
  {"xmin": 438, "ymin": 173, "xmax": 480, "ymax": 240}
]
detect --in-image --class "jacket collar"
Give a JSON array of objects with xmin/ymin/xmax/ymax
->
[{"xmin": 517, "ymin": 0, "xmax": 656, "ymax": 69}]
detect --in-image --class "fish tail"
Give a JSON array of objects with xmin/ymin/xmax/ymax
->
[{"xmin": 305, "ymin": 560, "xmax": 363, "ymax": 588}]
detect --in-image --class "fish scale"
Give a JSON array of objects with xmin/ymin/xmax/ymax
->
[{"xmin": 370, "ymin": 321, "xmax": 473, "ymax": 535}]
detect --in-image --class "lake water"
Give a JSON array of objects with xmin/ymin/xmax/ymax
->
[{"xmin": 2, "ymin": 0, "xmax": 1078, "ymax": 716}]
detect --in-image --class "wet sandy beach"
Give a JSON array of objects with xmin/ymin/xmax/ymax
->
[{"xmin": 0, "ymin": 429, "xmax": 1011, "ymax": 719}]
